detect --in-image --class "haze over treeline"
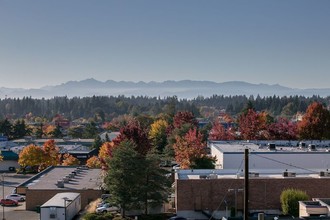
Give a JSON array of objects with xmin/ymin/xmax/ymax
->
[{"xmin": 0, "ymin": 95, "xmax": 329, "ymax": 120}]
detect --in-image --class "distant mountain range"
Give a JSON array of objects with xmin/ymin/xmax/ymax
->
[{"xmin": 0, "ymin": 78, "xmax": 329, "ymax": 99}]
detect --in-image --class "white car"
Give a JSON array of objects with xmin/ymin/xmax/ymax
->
[
  {"xmin": 95, "ymin": 203, "xmax": 120, "ymax": 213},
  {"xmin": 6, "ymin": 194, "xmax": 26, "ymax": 202}
]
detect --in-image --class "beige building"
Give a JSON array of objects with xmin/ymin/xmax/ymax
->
[{"xmin": 16, "ymin": 166, "xmax": 103, "ymax": 211}]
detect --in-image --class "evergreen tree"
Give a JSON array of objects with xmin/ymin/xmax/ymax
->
[{"xmin": 104, "ymin": 140, "xmax": 170, "ymax": 216}]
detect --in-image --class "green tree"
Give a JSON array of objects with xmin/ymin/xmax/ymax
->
[
  {"xmin": 104, "ymin": 140, "xmax": 170, "ymax": 216},
  {"xmin": 34, "ymin": 123, "xmax": 44, "ymax": 139},
  {"xmin": 92, "ymin": 135, "xmax": 103, "ymax": 151},
  {"xmin": 83, "ymin": 121, "xmax": 98, "ymax": 138},
  {"xmin": 49, "ymin": 124, "xmax": 63, "ymax": 138},
  {"xmin": 280, "ymin": 188, "xmax": 309, "ymax": 217},
  {"xmin": 12, "ymin": 119, "xmax": 31, "ymax": 139},
  {"xmin": 0, "ymin": 119, "xmax": 12, "ymax": 139}
]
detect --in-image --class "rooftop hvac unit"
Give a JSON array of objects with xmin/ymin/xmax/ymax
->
[
  {"xmin": 249, "ymin": 172, "xmax": 259, "ymax": 177},
  {"xmin": 57, "ymin": 180, "xmax": 64, "ymax": 188},
  {"xmin": 63, "ymin": 176, "xmax": 70, "ymax": 183},
  {"xmin": 267, "ymin": 143, "xmax": 276, "ymax": 151},
  {"xmin": 308, "ymin": 144, "xmax": 316, "ymax": 151},
  {"xmin": 283, "ymin": 171, "xmax": 296, "ymax": 177},
  {"xmin": 319, "ymin": 171, "xmax": 330, "ymax": 177},
  {"xmin": 199, "ymin": 175, "xmax": 208, "ymax": 179},
  {"xmin": 208, "ymin": 173, "xmax": 218, "ymax": 179}
]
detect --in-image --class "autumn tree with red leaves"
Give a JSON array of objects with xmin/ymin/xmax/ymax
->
[
  {"xmin": 113, "ymin": 119, "xmax": 151, "ymax": 155},
  {"xmin": 173, "ymin": 111, "xmax": 198, "ymax": 128},
  {"xmin": 268, "ymin": 118, "xmax": 298, "ymax": 140},
  {"xmin": 209, "ymin": 119, "xmax": 235, "ymax": 141},
  {"xmin": 239, "ymin": 109, "xmax": 264, "ymax": 140},
  {"xmin": 173, "ymin": 128, "xmax": 214, "ymax": 169},
  {"xmin": 298, "ymin": 102, "xmax": 330, "ymax": 140}
]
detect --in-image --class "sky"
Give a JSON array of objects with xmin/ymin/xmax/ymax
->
[{"xmin": 1, "ymin": 0, "xmax": 330, "ymax": 89}]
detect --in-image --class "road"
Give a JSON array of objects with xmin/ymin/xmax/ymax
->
[{"xmin": 0, "ymin": 173, "xmax": 40, "ymax": 220}]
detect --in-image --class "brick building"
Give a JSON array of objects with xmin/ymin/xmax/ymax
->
[
  {"xmin": 175, "ymin": 169, "xmax": 330, "ymax": 219},
  {"xmin": 16, "ymin": 166, "xmax": 103, "ymax": 211}
]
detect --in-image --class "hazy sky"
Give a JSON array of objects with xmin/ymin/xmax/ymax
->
[{"xmin": 1, "ymin": 0, "xmax": 330, "ymax": 89}]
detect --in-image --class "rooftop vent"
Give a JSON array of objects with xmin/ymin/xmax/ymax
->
[
  {"xmin": 319, "ymin": 171, "xmax": 330, "ymax": 177},
  {"xmin": 249, "ymin": 172, "xmax": 259, "ymax": 177},
  {"xmin": 267, "ymin": 143, "xmax": 276, "ymax": 151},
  {"xmin": 283, "ymin": 171, "xmax": 296, "ymax": 177},
  {"xmin": 308, "ymin": 144, "xmax": 316, "ymax": 151},
  {"xmin": 57, "ymin": 180, "xmax": 64, "ymax": 188},
  {"xmin": 208, "ymin": 173, "xmax": 218, "ymax": 179},
  {"xmin": 63, "ymin": 176, "xmax": 70, "ymax": 183}
]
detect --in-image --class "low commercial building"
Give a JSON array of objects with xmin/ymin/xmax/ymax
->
[
  {"xmin": 0, "ymin": 150, "xmax": 19, "ymax": 171},
  {"xmin": 174, "ymin": 169, "xmax": 330, "ymax": 219},
  {"xmin": 209, "ymin": 140, "xmax": 330, "ymax": 169},
  {"xmin": 40, "ymin": 192, "xmax": 81, "ymax": 220},
  {"xmin": 16, "ymin": 166, "xmax": 103, "ymax": 211}
]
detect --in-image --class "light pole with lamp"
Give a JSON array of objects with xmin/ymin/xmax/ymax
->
[
  {"xmin": 62, "ymin": 197, "xmax": 68, "ymax": 220},
  {"xmin": 228, "ymin": 188, "xmax": 243, "ymax": 217}
]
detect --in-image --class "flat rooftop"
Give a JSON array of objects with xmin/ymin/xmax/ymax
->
[
  {"xmin": 209, "ymin": 141, "xmax": 330, "ymax": 153},
  {"xmin": 175, "ymin": 169, "xmax": 330, "ymax": 180},
  {"xmin": 19, "ymin": 166, "xmax": 102, "ymax": 190}
]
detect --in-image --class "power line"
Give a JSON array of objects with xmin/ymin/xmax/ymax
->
[
  {"xmin": 208, "ymin": 158, "xmax": 244, "ymax": 220},
  {"xmin": 250, "ymin": 153, "xmax": 319, "ymax": 173}
]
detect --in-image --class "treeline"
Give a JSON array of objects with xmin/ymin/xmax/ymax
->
[{"xmin": 0, "ymin": 95, "xmax": 329, "ymax": 120}]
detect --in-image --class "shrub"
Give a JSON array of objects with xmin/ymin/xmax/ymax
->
[{"xmin": 280, "ymin": 188, "xmax": 309, "ymax": 217}]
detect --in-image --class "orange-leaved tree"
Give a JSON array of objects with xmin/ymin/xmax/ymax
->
[
  {"xmin": 86, "ymin": 156, "xmax": 101, "ymax": 168},
  {"xmin": 41, "ymin": 140, "xmax": 60, "ymax": 168},
  {"xmin": 18, "ymin": 144, "xmax": 44, "ymax": 172},
  {"xmin": 298, "ymin": 102, "xmax": 330, "ymax": 140},
  {"xmin": 98, "ymin": 141, "xmax": 116, "ymax": 169},
  {"xmin": 61, "ymin": 153, "xmax": 80, "ymax": 166},
  {"xmin": 173, "ymin": 128, "xmax": 208, "ymax": 169}
]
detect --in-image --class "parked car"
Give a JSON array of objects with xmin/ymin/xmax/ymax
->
[
  {"xmin": 95, "ymin": 203, "xmax": 120, "ymax": 213},
  {"xmin": 6, "ymin": 194, "xmax": 25, "ymax": 202},
  {"xmin": 96, "ymin": 201, "xmax": 108, "ymax": 208},
  {"xmin": 0, "ymin": 199, "xmax": 18, "ymax": 206}
]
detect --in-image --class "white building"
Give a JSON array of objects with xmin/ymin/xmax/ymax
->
[
  {"xmin": 209, "ymin": 140, "xmax": 330, "ymax": 170},
  {"xmin": 40, "ymin": 192, "xmax": 81, "ymax": 220}
]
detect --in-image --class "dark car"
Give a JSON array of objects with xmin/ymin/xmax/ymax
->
[
  {"xmin": 168, "ymin": 216, "xmax": 187, "ymax": 220},
  {"xmin": 0, "ymin": 199, "xmax": 18, "ymax": 206}
]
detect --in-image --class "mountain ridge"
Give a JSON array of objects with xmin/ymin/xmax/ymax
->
[{"xmin": 0, "ymin": 79, "xmax": 329, "ymax": 99}]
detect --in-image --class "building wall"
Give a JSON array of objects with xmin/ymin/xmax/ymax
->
[
  {"xmin": 214, "ymin": 151, "xmax": 330, "ymax": 170},
  {"xmin": 0, "ymin": 160, "xmax": 19, "ymax": 171},
  {"xmin": 26, "ymin": 189, "xmax": 102, "ymax": 211},
  {"xmin": 176, "ymin": 177, "xmax": 330, "ymax": 213}
]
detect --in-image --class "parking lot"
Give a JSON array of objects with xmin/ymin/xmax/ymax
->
[{"xmin": 0, "ymin": 173, "xmax": 39, "ymax": 220}]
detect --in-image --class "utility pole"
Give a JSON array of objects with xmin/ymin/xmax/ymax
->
[{"xmin": 244, "ymin": 148, "xmax": 249, "ymax": 220}]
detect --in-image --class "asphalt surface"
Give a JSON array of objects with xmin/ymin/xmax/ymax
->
[{"xmin": 0, "ymin": 173, "xmax": 40, "ymax": 220}]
